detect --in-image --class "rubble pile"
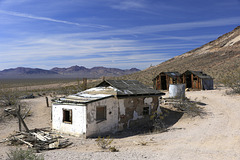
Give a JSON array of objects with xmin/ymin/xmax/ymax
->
[{"xmin": 1, "ymin": 128, "xmax": 72, "ymax": 152}]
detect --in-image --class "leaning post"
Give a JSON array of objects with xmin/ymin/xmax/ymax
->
[
  {"xmin": 18, "ymin": 105, "xmax": 22, "ymax": 132},
  {"xmin": 46, "ymin": 96, "xmax": 49, "ymax": 107}
]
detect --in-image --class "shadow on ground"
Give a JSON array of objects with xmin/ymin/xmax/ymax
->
[{"xmin": 106, "ymin": 108, "xmax": 184, "ymax": 139}]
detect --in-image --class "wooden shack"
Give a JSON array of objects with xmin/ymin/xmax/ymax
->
[
  {"xmin": 182, "ymin": 70, "xmax": 213, "ymax": 90},
  {"xmin": 153, "ymin": 72, "xmax": 182, "ymax": 90}
]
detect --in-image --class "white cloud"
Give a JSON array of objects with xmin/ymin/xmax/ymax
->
[
  {"xmin": 111, "ymin": 0, "xmax": 145, "ymax": 10},
  {"xmin": 108, "ymin": 0, "xmax": 179, "ymax": 15},
  {"xmin": 0, "ymin": 10, "xmax": 109, "ymax": 29},
  {"xmin": 0, "ymin": 32, "xmax": 200, "ymax": 70},
  {"xmin": 0, "ymin": 0, "xmax": 30, "ymax": 6},
  {"xmin": 147, "ymin": 34, "xmax": 221, "ymax": 41},
  {"xmin": 61, "ymin": 17, "xmax": 240, "ymax": 39}
]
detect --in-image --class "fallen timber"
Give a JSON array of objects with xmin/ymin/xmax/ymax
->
[
  {"xmin": 1, "ymin": 128, "xmax": 72, "ymax": 152},
  {"xmin": 2, "ymin": 105, "xmax": 73, "ymax": 151}
]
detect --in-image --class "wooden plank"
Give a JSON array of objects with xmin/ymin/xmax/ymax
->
[
  {"xmin": 31, "ymin": 133, "xmax": 47, "ymax": 141},
  {"xmin": 17, "ymin": 138, "xmax": 33, "ymax": 148},
  {"xmin": 22, "ymin": 107, "xmax": 31, "ymax": 119}
]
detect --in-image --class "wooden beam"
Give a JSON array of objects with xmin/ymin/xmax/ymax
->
[
  {"xmin": 16, "ymin": 105, "xmax": 29, "ymax": 133},
  {"xmin": 18, "ymin": 105, "xmax": 22, "ymax": 132},
  {"xmin": 46, "ymin": 97, "xmax": 49, "ymax": 107}
]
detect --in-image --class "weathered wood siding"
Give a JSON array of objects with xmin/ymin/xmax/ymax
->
[{"xmin": 154, "ymin": 72, "xmax": 182, "ymax": 90}]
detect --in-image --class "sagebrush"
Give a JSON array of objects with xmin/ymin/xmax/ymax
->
[
  {"xmin": 95, "ymin": 136, "xmax": 113, "ymax": 149},
  {"xmin": 6, "ymin": 148, "xmax": 44, "ymax": 160}
]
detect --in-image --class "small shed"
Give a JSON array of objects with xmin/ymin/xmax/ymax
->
[
  {"xmin": 153, "ymin": 72, "xmax": 182, "ymax": 90},
  {"xmin": 182, "ymin": 70, "xmax": 213, "ymax": 90},
  {"xmin": 52, "ymin": 80, "xmax": 165, "ymax": 138}
]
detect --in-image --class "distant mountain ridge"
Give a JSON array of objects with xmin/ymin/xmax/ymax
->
[
  {"xmin": 118, "ymin": 26, "xmax": 240, "ymax": 85},
  {"xmin": 0, "ymin": 67, "xmax": 58, "ymax": 75},
  {"xmin": 0, "ymin": 66, "xmax": 140, "ymax": 79}
]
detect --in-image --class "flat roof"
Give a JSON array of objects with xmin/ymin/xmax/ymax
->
[{"xmin": 56, "ymin": 86, "xmax": 116, "ymax": 104}]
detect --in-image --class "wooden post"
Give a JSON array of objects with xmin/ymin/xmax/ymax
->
[
  {"xmin": 18, "ymin": 105, "xmax": 22, "ymax": 132},
  {"xmin": 82, "ymin": 78, "xmax": 87, "ymax": 90},
  {"xmin": 46, "ymin": 97, "xmax": 49, "ymax": 107},
  {"xmin": 166, "ymin": 75, "xmax": 169, "ymax": 90},
  {"xmin": 16, "ymin": 105, "xmax": 29, "ymax": 133}
]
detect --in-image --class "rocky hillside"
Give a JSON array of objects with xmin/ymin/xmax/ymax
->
[{"xmin": 118, "ymin": 26, "xmax": 240, "ymax": 85}]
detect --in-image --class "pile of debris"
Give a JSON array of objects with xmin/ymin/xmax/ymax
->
[
  {"xmin": 1, "ymin": 128, "xmax": 72, "ymax": 152},
  {"xmin": 1, "ymin": 105, "xmax": 72, "ymax": 152},
  {"xmin": 160, "ymin": 97, "xmax": 206, "ymax": 117}
]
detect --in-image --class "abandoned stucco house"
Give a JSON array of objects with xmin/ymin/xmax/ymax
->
[
  {"xmin": 52, "ymin": 80, "xmax": 165, "ymax": 138},
  {"xmin": 153, "ymin": 72, "xmax": 182, "ymax": 90},
  {"xmin": 182, "ymin": 70, "xmax": 213, "ymax": 90}
]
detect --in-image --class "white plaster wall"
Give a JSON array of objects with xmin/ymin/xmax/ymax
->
[
  {"xmin": 86, "ymin": 97, "xmax": 119, "ymax": 137},
  {"xmin": 144, "ymin": 97, "xmax": 153, "ymax": 105},
  {"xmin": 119, "ymin": 99, "xmax": 125, "ymax": 115},
  {"xmin": 144, "ymin": 97, "xmax": 153, "ymax": 114},
  {"xmin": 52, "ymin": 104, "xmax": 86, "ymax": 136}
]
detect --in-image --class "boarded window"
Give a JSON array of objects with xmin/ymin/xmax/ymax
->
[
  {"xmin": 143, "ymin": 107, "xmax": 150, "ymax": 115},
  {"xmin": 96, "ymin": 106, "xmax": 106, "ymax": 122},
  {"xmin": 63, "ymin": 109, "xmax": 72, "ymax": 124}
]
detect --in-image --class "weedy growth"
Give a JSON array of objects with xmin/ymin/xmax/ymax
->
[
  {"xmin": 6, "ymin": 148, "xmax": 44, "ymax": 160},
  {"xmin": 172, "ymin": 97, "xmax": 207, "ymax": 118},
  {"xmin": 95, "ymin": 136, "xmax": 113, "ymax": 149},
  {"xmin": 95, "ymin": 136, "xmax": 119, "ymax": 152}
]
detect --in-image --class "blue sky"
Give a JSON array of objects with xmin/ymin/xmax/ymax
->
[{"xmin": 0, "ymin": 0, "xmax": 240, "ymax": 70}]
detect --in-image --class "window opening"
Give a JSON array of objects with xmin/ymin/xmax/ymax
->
[
  {"xmin": 143, "ymin": 107, "xmax": 150, "ymax": 115},
  {"xmin": 63, "ymin": 109, "xmax": 72, "ymax": 124},
  {"xmin": 96, "ymin": 106, "xmax": 106, "ymax": 122}
]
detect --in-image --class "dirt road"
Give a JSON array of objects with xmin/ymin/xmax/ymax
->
[
  {"xmin": 1, "ymin": 88, "xmax": 240, "ymax": 159},
  {"xmin": 152, "ymin": 89, "xmax": 240, "ymax": 159}
]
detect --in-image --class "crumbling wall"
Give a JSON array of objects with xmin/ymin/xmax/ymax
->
[
  {"xmin": 118, "ymin": 96, "xmax": 159, "ymax": 129},
  {"xmin": 86, "ymin": 97, "xmax": 119, "ymax": 137}
]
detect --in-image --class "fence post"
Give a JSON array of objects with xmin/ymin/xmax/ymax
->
[
  {"xmin": 18, "ymin": 105, "xmax": 22, "ymax": 132},
  {"xmin": 46, "ymin": 97, "xmax": 49, "ymax": 107}
]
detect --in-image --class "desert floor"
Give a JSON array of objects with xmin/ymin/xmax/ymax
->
[{"xmin": 0, "ymin": 87, "xmax": 240, "ymax": 160}]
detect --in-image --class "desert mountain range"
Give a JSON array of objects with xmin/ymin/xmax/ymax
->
[
  {"xmin": 119, "ymin": 26, "xmax": 240, "ymax": 85},
  {"xmin": 0, "ymin": 66, "xmax": 140, "ymax": 79}
]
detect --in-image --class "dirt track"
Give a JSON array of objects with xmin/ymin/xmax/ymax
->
[{"xmin": 0, "ymin": 88, "xmax": 240, "ymax": 159}]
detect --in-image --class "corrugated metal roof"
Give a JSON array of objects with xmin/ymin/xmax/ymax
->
[
  {"xmin": 185, "ymin": 70, "xmax": 213, "ymax": 79},
  {"xmin": 96, "ymin": 80, "xmax": 165, "ymax": 96},
  {"xmin": 163, "ymin": 72, "xmax": 181, "ymax": 77},
  {"xmin": 152, "ymin": 72, "xmax": 181, "ymax": 80}
]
